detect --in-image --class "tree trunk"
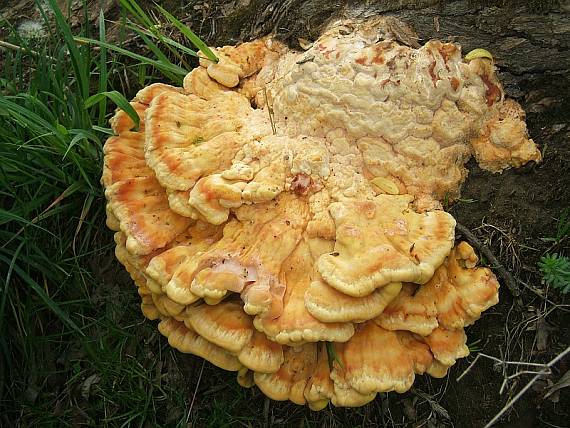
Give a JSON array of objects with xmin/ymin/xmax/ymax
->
[{"xmin": 186, "ymin": 0, "xmax": 569, "ymax": 104}]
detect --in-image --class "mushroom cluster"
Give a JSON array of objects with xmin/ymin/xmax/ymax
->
[{"xmin": 103, "ymin": 17, "xmax": 540, "ymax": 408}]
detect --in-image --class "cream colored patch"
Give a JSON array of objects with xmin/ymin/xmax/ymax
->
[{"xmin": 317, "ymin": 195, "xmax": 456, "ymax": 297}]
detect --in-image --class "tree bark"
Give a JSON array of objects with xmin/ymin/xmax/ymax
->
[{"xmin": 186, "ymin": 0, "xmax": 569, "ymax": 102}]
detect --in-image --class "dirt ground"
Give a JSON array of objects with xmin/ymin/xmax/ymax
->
[{"xmin": 3, "ymin": 1, "xmax": 569, "ymax": 427}]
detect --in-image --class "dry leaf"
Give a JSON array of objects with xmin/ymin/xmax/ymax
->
[
  {"xmin": 544, "ymin": 369, "xmax": 570, "ymax": 402},
  {"xmin": 297, "ymin": 38, "xmax": 313, "ymax": 50},
  {"xmin": 535, "ymin": 318, "xmax": 556, "ymax": 352},
  {"xmin": 81, "ymin": 374, "xmax": 100, "ymax": 400},
  {"xmin": 403, "ymin": 397, "xmax": 417, "ymax": 420}
]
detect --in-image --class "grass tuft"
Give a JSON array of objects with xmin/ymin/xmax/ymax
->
[
  {"xmin": 0, "ymin": 0, "xmax": 207, "ymax": 424},
  {"xmin": 539, "ymin": 253, "xmax": 570, "ymax": 294}
]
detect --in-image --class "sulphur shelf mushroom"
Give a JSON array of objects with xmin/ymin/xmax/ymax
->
[{"xmin": 103, "ymin": 16, "xmax": 539, "ymax": 408}]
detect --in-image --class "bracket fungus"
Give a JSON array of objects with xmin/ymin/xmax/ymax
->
[{"xmin": 103, "ymin": 17, "xmax": 540, "ymax": 408}]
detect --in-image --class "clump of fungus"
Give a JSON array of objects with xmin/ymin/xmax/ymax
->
[{"xmin": 103, "ymin": 17, "xmax": 539, "ymax": 408}]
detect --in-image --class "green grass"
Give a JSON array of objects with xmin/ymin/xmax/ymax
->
[
  {"xmin": 0, "ymin": 0, "xmax": 217, "ymax": 425},
  {"xmin": 538, "ymin": 208, "xmax": 570, "ymax": 294},
  {"xmin": 539, "ymin": 253, "xmax": 570, "ymax": 294},
  {"xmin": 541, "ymin": 207, "xmax": 570, "ymax": 245}
]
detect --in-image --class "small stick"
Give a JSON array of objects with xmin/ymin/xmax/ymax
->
[
  {"xmin": 516, "ymin": 279, "xmax": 570, "ymax": 311},
  {"xmin": 186, "ymin": 360, "xmax": 205, "ymax": 423},
  {"xmin": 458, "ymin": 351, "xmax": 556, "ymax": 377},
  {"xmin": 456, "ymin": 222, "xmax": 521, "ymax": 300},
  {"xmin": 263, "ymin": 88, "xmax": 276, "ymax": 135},
  {"xmin": 484, "ymin": 346, "xmax": 570, "ymax": 428},
  {"xmin": 0, "ymin": 39, "xmax": 56, "ymax": 61}
]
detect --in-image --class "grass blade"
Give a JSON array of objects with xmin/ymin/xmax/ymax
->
[
  {"xmin": 155, "ymin": 4, "xmax": 218, "ymax": 63},
  {"xmin": 119, "ymin": 0, "xmax": 154, "ymax": 29},
  {"xmin": 85, "ymin": 91, "xmax": 140, "ymax": 130},
  {"xmin": 132, "ymin": 29, "xmax": 181, "ymax": 83},
  {"xmin": 98, "ymin": 9, "xmax": 109, "ymax": 126},
  {"xmin": 44, "ymin": 0, "xmax": 89, "ymax": 100},
  {"xmin": 126, "ymin": 23, "xmax": 198, "ymax": 59},
  {"xmin": 75, "ymin": 37, "xmax": 188, "ymax": 79},
  {"xmin": 0, "ymin": 254, "xmax": 84, "ymax": 336},
  {"xmin": 0, "ymin": 242, "xmax": 24, "ymax": 333}
]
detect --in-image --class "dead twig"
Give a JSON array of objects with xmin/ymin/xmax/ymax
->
[
  {"xmin": 263, "ymin": 88, "xmax": 276, "ymax": 135},
  {"xmin": 517, "ymin": 279, "xmax": 570, "ymax": 313},
  {"xmin": 457, "ymin": 352, "xmax": 553, "ymax": 394},
  {"xmin": 186, "ymin": 360, "xmax": 205, "ymax": 424},
  {"xmin": 483, "ymin": 346, "xmax": 570, "ymax": 428},
  {"xmin": 456, "ymin": 222, "xmax": 522, "ymax": 301},
  {"xmin": 0, "ymin": 39, "xmax": 56, "ymax": 60},
  {"xmin": 542, "ymin": 234, "xmax": 569, "ymax": 256},
  {"xmin": 477, "ymin": 221, "xmax": 523, "ymax": 274}
]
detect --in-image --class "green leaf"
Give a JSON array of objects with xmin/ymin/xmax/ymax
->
[
  {"xmin": 85, "ymin": 91, "xmax": 140, "ymax": 131},
  {"xmin": 126, "ymin": 23, "xmax": 198, "ymax": 60},
  {"xmin": 556, "ymin": 208, "xmax": 570, "ymax": 241},
  {"xmin": 539, "ymin": 253, "xmax": 570, "ymax": 294},
  {"xmin": 0, "ymin": 254, "xmax": 85, "ymax": 336},
  {"xmin": 155, "ymin": 4, "xmax": 218, "ymax": 63},
  {"xmin": 119, "ymin": 0, "xmax": 154, "ymax": 29},
  {"xmin": 44, "ymin": 0, "xmax": 89, "ymax": 100},
  {"xmin": 75, "ymin": 37, "xmax": 188, "ymax": 79},
  {"xmin": 119, "ymin": 0, "xmax": 195, "ymax": 71},
  {"xmin": 63, "ymin": 129, "xmax": 101, "ymax": 160},
  {"xmin": 0, "ymin": 241, "xmax": 24, "ymax": 333},
  {"xmin": 0, "ymin": 209, "xmax": 52, "ymax": 233},
  {"xmin": 97, "ymin": 9, "xmax": 109, "ymax": 126},
  {"xmin": 132, "ymin": 30, "xmax": 180, "ymax": 83},
  {"xmin": 56, "ymin": 123, "xmax": 69, "ymax": 136},
  {"xmin": 326, "ymin": 342, "xmax": 344, "ymax": 369},
  {"xmin": 92, "ymin": 125, "xmax": 113, "ymax": 135}
]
